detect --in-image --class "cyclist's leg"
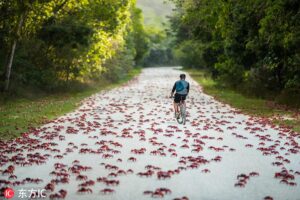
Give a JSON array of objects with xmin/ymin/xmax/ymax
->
[
  {"xmin": 174, "ymin": 94, "xmax": 180, "ymax": 113},
  {"xmin": 182, "ymin": 94, "xmax": 187, "ymax": 108},
  {"xmin": 173, "ymin": 102, "xmax": 179, "ymax": 113}
]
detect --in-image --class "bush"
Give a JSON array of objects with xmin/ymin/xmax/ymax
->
[
  {"xmin": 276, "ymin": 89, "xmax": 300, "ymax": 108},
  {"xmin": 214, "ymin": 58, "xmax": 244, "ymax": 88},
  {"xmin": 174, "ymin": 40, "xmax": 205, "ymax": 69}
]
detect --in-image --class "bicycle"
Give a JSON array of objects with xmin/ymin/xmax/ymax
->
[{"xmin": 172, "ymin": 95, "xmax": 186, "ymax": 125}]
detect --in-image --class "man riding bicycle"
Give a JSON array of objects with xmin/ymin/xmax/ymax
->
[{"xmin": 170, "ymin": 74, "xmax": 190, "ymax": 118}]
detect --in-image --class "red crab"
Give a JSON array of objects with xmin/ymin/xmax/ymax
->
[
  {"xmin": 234, "ymin": 182, "xmax": 245, "ymax": 187},
  {"xmin": 137, "ymin": 170, "xmax": 154, "ymax": 177},
  {"xmin": 117, "ymin": 170, "xmax": 126, "ymax": 175},
  {"xmin": 201, "ymin": 169, "xmax": 211, "ymax": 173},
  {"xmin": 45, "ymin": 183, "xmax": 55, "ymax": 191},
  {"xmin": 76, "ymin": 175, "xmax": 88, "ymax": 181},
  {"xmin": 106, "ymin": 171, "xmax": 117, "ymax": 177},
  {"xmin": 171, "ymin": 153, "xmax": 178, "ymax": 157},
  {"xmin": 249, "ymin": 172, "xmax": 259, "ymax": 177},
  {"xmin": 272, "ymin": 162, "xmax": 283, "ymax": 166},
  {"xmin": 49, "ymin": 193, "xmax": 63, "ymax": 199},
  {"xmin": 191, "ymin": 147, "xmax": 203, "ymax": 153},
  {"xmin": 100, "ymin": 188, "xmax": 115, "ymax": 194},
  {"xmin": 97, "ymin": 177, "xmax": 107, "ymax": 183},
  {"xmin": 58, "ymin": 189, "xmax": 67, "ymax": 198},
  {"xmin": 143, "ymin": 190, "xmax": 153, "ymax": 195},
  {"xmin": 102, "ymin": 154, "xmax": 113, "ymax": 159},
  {"xmin": 2, "ymin": 165, "xmax": 15, "ymax": 175},
  {"xmin": 26, "ymin": 178, "xmax": 43, "ymax": 184},
  {"xmin": 157, "ymin": 171, "xmax": 171, "ymax": 179},
  {"xmin": 289, "ymin": 182, "xmax": 297, "ymax": 186},
  {"xmin": 237, "ymin": 174, "xmax": 249, "ymax": 180},
  {"xmin": 181, "ymin": 144, "xmax": 189, "ymax": 149},
  {"xmin": 54, "ymin": 163, "xmax": 67, "ymax": 169},
  {"xmin": 264, "ymin": 196, "xmax": 273, "ymax": 200},
  {"xmin": 72, "ymin": 160, "xmax": 80, "ymax": 164},
  {"xmin": 112, "ymin": 150, "xmax": 120, "ymax": 154},
  {"xmin": 79, "ymin": 180, "xmax": 95, "ymax": 187},
  {"xmin": 128, "ymin": 157, "xmax": 137, "ymax": 162},
  {"xmin": 151, "ymin": 190, "xmax": 164, "ymax": 198},
  {"xmin": 156, "ymin": 188, "xmax": 172, "ymax": 194},
  {"xmin": 104, "ymin": 180, "xmax": 120, "ymax": 186},
  {"xmin": 8, "ymin": 175, "xmax": 17, "ymax": 180},
  {"xmin": 77, "ymin": 187, "xmax": 92, "ymax": 194}
]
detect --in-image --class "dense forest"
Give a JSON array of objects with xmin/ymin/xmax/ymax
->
[
  {"xmin": 170, "ymin": 0, "xmax": 300, "ymax": 107},
  {"xmin": 0, "ymin": 0, "xmax": 149, "ymax": 94}
]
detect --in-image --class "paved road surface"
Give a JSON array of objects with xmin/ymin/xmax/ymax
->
[{"xmin": 1, "ymin": 67, "xmax": 300, "ymax": 200}]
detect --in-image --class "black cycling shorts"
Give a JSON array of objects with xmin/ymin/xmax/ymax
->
[{"xmin": 174, "ymin": 93, "xmax": 187, "ymax": 103}]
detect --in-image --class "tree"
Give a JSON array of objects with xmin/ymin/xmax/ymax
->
[
  {"xmin": 170, "ymin": 0, "xmax": 300, "ymax": 106},
  {"xmin": 0, "ymin": 0, "xmax": 150, "ymax": 92}
]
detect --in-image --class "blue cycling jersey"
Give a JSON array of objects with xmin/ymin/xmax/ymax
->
[{"xmin": 172, "ymin": 80, "xmax": 189, "ymax": 95}]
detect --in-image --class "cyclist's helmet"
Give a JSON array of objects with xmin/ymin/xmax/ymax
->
[{"xmin": 180, "ymin": 74, "xmax": 186, "ymax": 79}]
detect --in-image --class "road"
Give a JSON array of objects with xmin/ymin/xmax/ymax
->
[{"xmin": 0, "ymin": 67, "xmax": 300, "ymax": 200}]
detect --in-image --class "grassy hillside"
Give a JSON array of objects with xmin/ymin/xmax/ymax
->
[{"xmin": 136, "ymin": 0, "xmax": 174, "ymax": 28}]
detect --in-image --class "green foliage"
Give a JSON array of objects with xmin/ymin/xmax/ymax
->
[
  {"xmin": 170, "ymin": 0, "xmax": 300, "ymax": 107},
  {"xmin": 131, "ymin": 7, "xmax": 150, "ymax": 65},
  {"xmin": 136, "ymin": 0, "xmax": 176, "ymax": 66},
  {"xmin": 142, "ymin": 27, "xmax": 175, "ymax": 66},
  {"xmin": 174, "ymin": 40, "xmax": 204, "ymax": 68},
  {"xmin": 0, "ymin": 0, "xmax": 150, "ymax": 92},
  {"xmin": 39, "ymin": 20, "xmax": 92, "ymax": 48}
]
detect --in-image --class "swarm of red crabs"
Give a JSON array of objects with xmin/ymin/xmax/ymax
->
[{"xmin": 0, "ymin": 69, "xmax": 299, "ymax": 200}]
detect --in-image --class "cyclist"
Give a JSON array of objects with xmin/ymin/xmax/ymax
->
[{"xmin": 170, "ymin": 74, "xmax": 190, "ymax": 118}]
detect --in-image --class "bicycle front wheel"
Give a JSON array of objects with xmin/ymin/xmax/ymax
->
[
  {"xmin": 176, "ymin": 104, "xmax": 186, "ymax": 124},
  {"xmin": 180, "ymin": 104, "xmax": 186, "ymax": 125},
  {"xmin": 176, "ymin": 114, "xmax": 183, "ymax": 124}
]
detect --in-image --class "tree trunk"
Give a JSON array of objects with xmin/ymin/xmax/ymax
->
[
  {"xmin": 4, "ymin": 41, "xmax": 17, "ymax": 91},
  {"xmin": 4, "ymin": 12, "xmax": 25, "ymax": 91}
]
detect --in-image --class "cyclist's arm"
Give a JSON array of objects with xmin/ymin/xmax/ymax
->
[{"xmin": 170, "ymin": 83, "xmax": 176, "ymax": 97}]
